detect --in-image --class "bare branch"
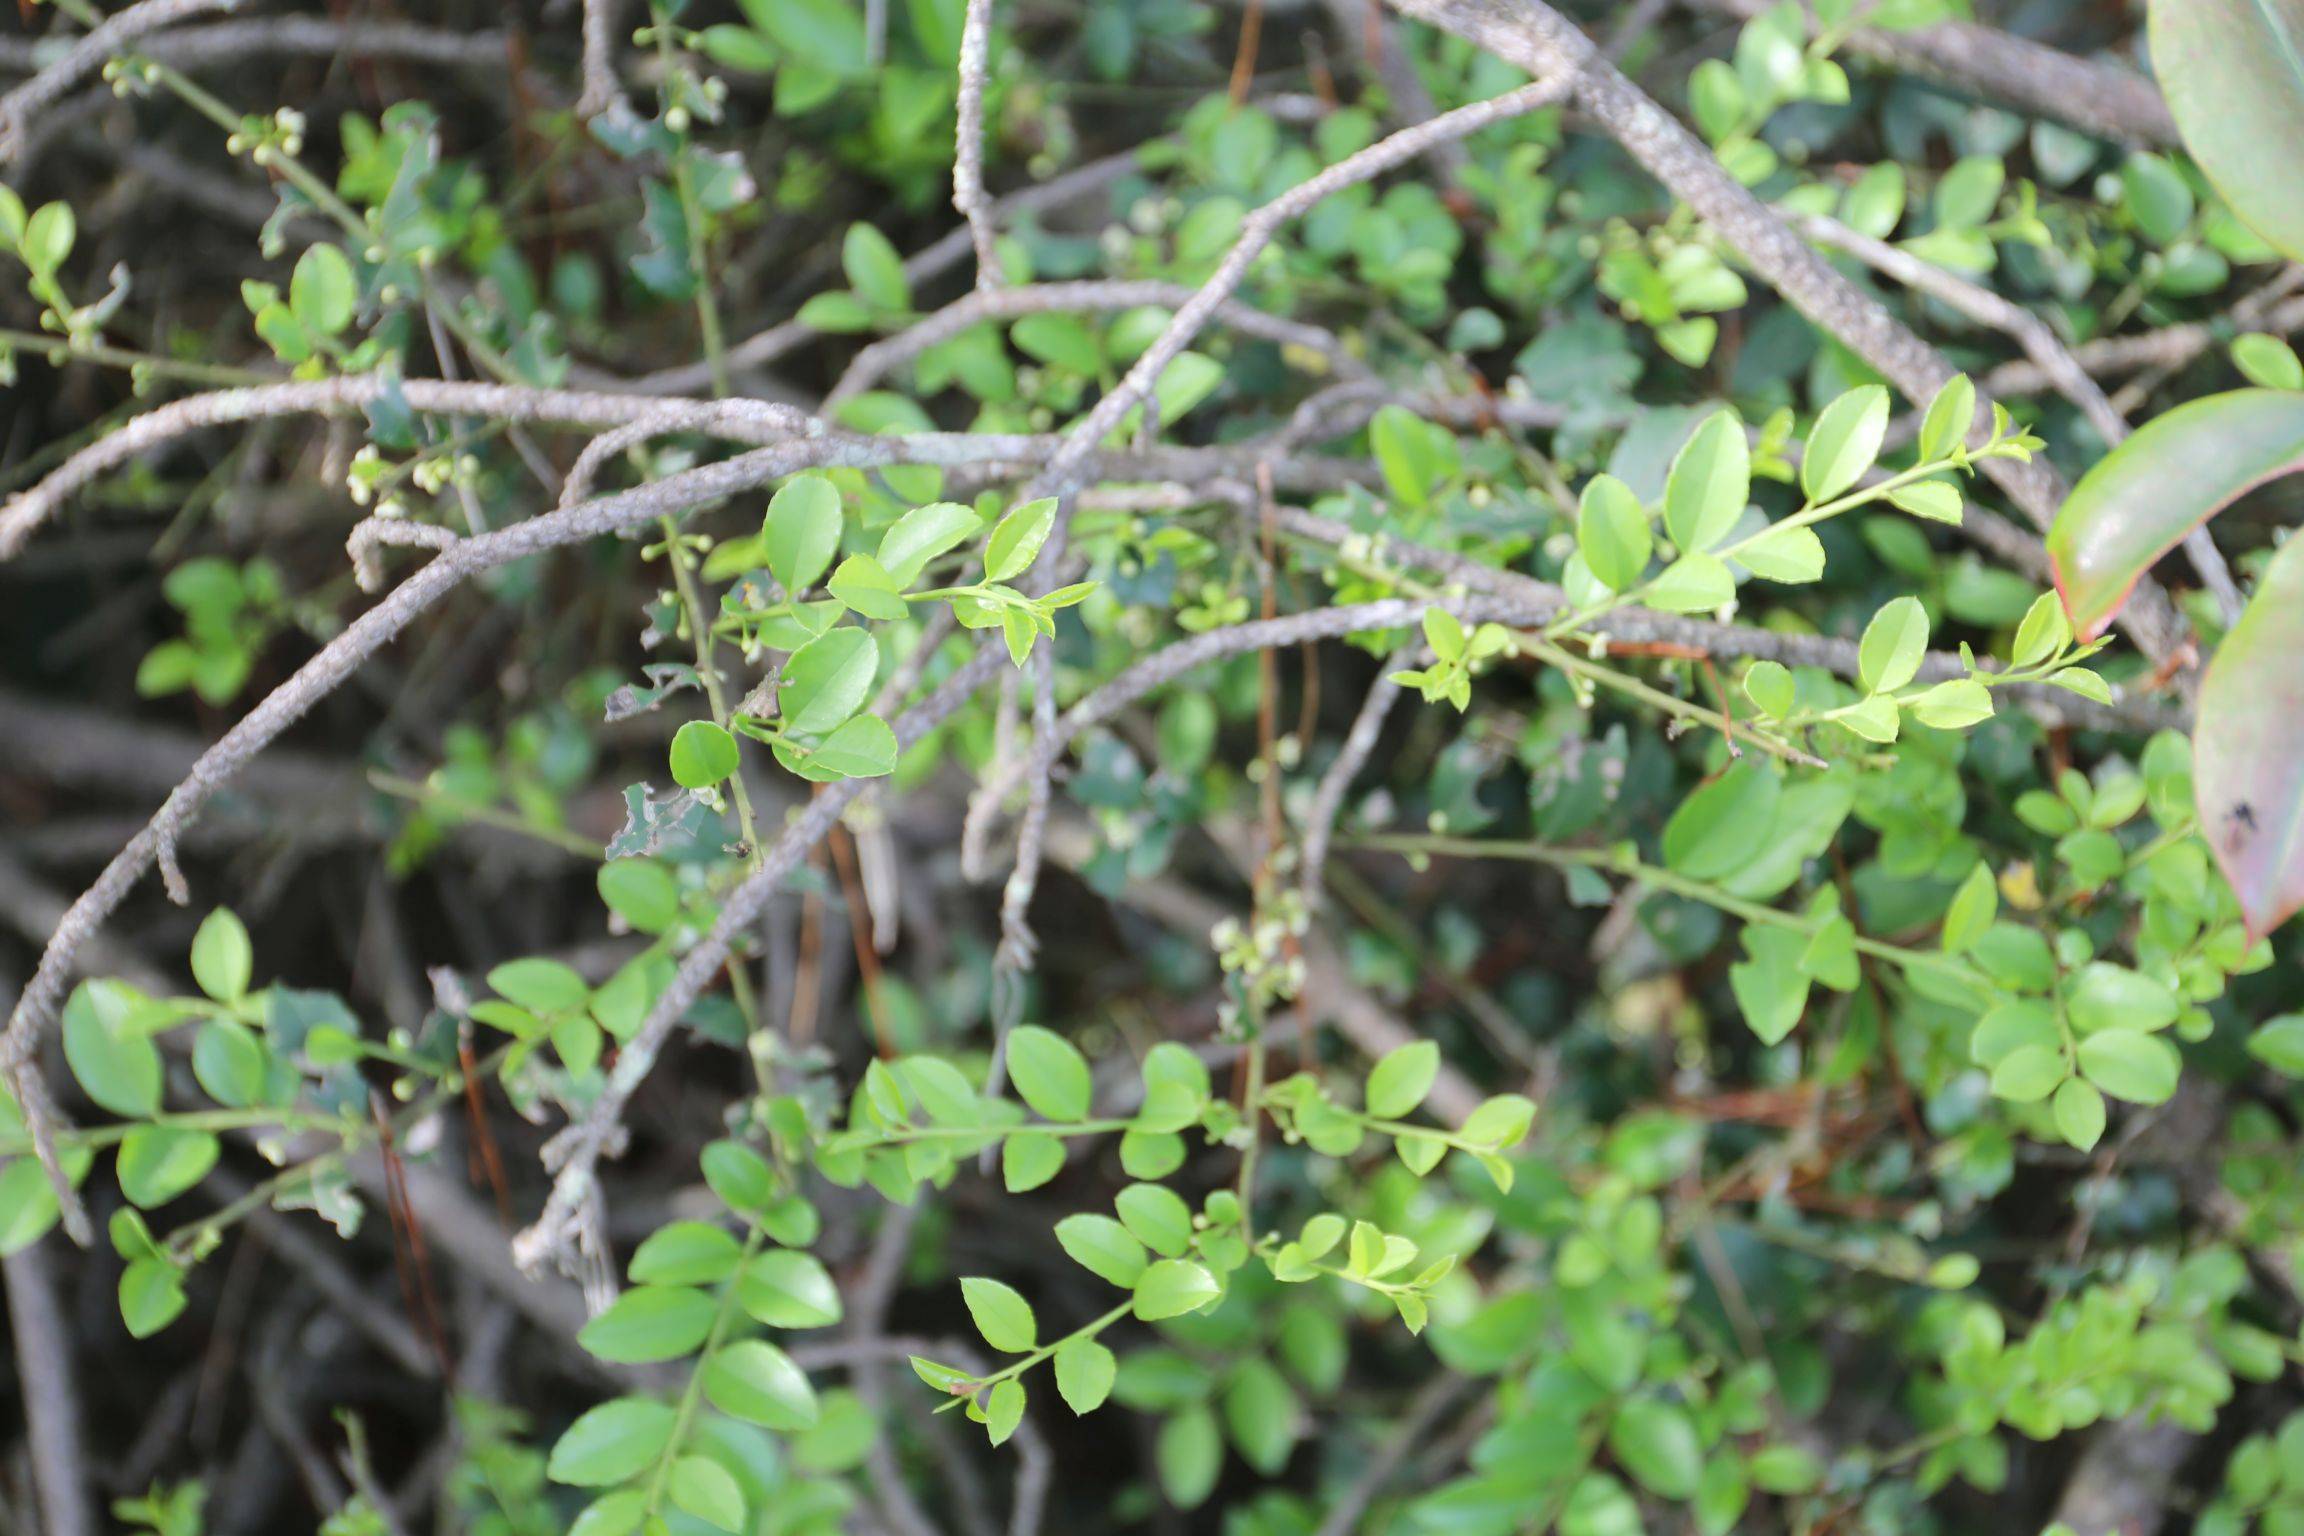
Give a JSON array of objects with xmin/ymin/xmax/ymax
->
[
  {"xmin": 952, "ymin": 0, "xmax": 1002, "ymax": 289},
  {"xmin": 0, "ymin": 0, "xmax": 245, "ymax": 166},
  {"xmin": 1, "ymin": 1243, "xmax": 95, "ymax": 1536},
  {"xmin": 577, "ymin": 0, "xmax": 628, "ymax": 120}
]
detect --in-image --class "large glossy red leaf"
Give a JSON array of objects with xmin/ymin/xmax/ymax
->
[
  {"xmin": 2197, "ymin": 535, "xmax": 2304, "ymax": 939},
  {"xmin": 2048, "ymin": 390, "xmax": 2304, "ymax": 639},
  {"xmin": 2150, "ymin": 0, "xmax": 2304, "ymax": 264}
]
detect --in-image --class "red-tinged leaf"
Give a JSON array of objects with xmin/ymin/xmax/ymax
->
[
  {"xmin": 2197, "ymin": 535, "xmax": 2304, "ymax": 940},
  {"xmin": 2149, "ymin": 0, "xmax": 2304, "ymax": 264},
  {"xmin": 2048, "ymin": 391, "xmax": 2304, "ymax": 639}
]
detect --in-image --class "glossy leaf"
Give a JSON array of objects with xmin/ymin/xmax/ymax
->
[
  {"xmin": 2048, "ymin": 390, "xmax": 2304, "ymax": 638},
  {"xmin": 2148, "ymin": 0, "xmax": 2304, "ymax": 263},
  {"xmin": 2197, "ymin": 534, "xmax": 2304, "ymax": 937}
]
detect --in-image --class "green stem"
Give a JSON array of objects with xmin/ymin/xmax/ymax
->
[
  {"xmin": 0, "ymin": 327, "xmax": 273, "ymax": 387},
  {"xmin": 962, "ymin": 1299, "xmax": 1135, "ymax": 1395},
  {"xmin": 368, "ymin": 770, "xmax": 607, "ymax": 859},
  {"xmin": 645, "ymin": 1223, "xmax": 769, "ymax": 1518},
  {"xmin": 1351, "ymin": 833, "xmax": 1985, "ymax": 986}
]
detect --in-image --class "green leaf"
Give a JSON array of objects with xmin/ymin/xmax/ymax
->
[
  {"xmin": 2234, "ymin": 333, "xmax": 2304, "ymax": 392},
  {"xmin": 116, "ymin": 1128, "xmax": 220, "ymax": 1209},
  {"xmin": 1365, "ymin": 1040, "xmax": 1439, "ymax": 1120},
  {"xmin": 1133, "ymin": 1259, "xmax": 1221, "ymax": 1321},
  {"xmin": 1056, "ymin": 1213, "xmax": 1149, "ymax": 1287},
  {"xmin": 1002, "ymin": 1132, "xmax": 1065, "ymax": 1192},
  {"xmin": 1157, "ymin": 1406, "xmax": 1222, "ymax": 1509},
  {"xmin": 2194, "ymin": 533, "xmax": 2304, "ymax": 937},
  {"xmin": 669, "ymin": 1456, "xmax": 746, "ymax": 1534},
  {"xmin": 962, "ymin": 1276, "xmax": 1038, "ymax": 1352},
  {"xmin": 192, "ymin": 1019, "xmax": 265, "ymax": 1107},
  {"xmin": 290, "ymin": 244, "xmax": 357, "ymax": 336},
  {"xmin": 1576, "ymin": 474, "xmax": 1652, "ymax": 593},
  {"xmin": 1919, "ymin": 374, "xmax": 1978, "ymax": 461},
  {"xmin": 736, "ymin": 1250, "xmax": 843, "ymax": 1328},
  {"xmin": 577, "ymin": 1285, "xmax": 717, "ymax": 1363},
  {"xmin": 765, "ymin": 475, "xmax": 844, "ymax": 595},
  {"xmin": 983, "ymin": 1378, "xmax": 1026, "ymax": 1446},
  {"xmin": 630, "ymin": 1222, "xmax": 744, "ymax": 1285},
  {"xmin": 2247, "ymin": 1014, "xmax": 2304, "ymax": 1076},
  {"xmin": 2054, "ymin": 1078, "xmax": 2107, "ymax": 1152},
  {"xmin": 1458, "ymin": 1094, "xmax": 1536, "ymax": 1150},
  {"xmin": 780, "ymin": 628, "xmax": 880, "ymax": 737},
  {"xmin": 1663, "ymin": 411, "xmax": 1750, "ymax": 554},
  {"xmin": 1728, "ymin": 926, "xmax": 1810, "ymax": 1046},
  {"xmin": 2048, "ymin": 390, "xmax": 2304, "ymax": 639},
  {"xmin": 1910, "ymin": 678, "xmax": 1993, "ymax": 730},
  {"xmin": 877, "ymin": 501, "xmax": 984, "ymax": 585},
  {"xmin": 1115, "ymin": 1183, "xmax": 1194, "ymax": 1258},
  {"xmin": 1645, "ymin": 553, "xmax": 1734, "ymax": 613},
  {"xmin": 119, "ymin": 1258, "xmax": 187, "ymax": 1338},
  {"xmin": 1608, "ymin": 1398, "xmax": 1704, "ymax": 1500},
  {"xmin": 1055, "ymin": 1338, "xmax": 1117, "ymax": 1414},
  {"xmin": 1990, "ymin": 1044, "xmax": 2067, "ymax": 1103},
  {"xmin": 1941, "ymin": 863, "xmax": 1998, "ymax": 954},
  {"xmin": 1662, "ymin": 761, "xmax": 1780, "ymax": 880},
  {"xmin": 1933, "ymin": 156, "xmax": 2004, "ymax": 229},
  {"xmin": 2148, "ymin": 0, "xmax": 2304, "ymax": 262},
  {"xmin": 703, "ymin": 1339, "xmax": 821, "ymax": 1431},
  {"xmin": 2068, "ymin": 962, "xmax": 2180, "ymax": 1035},
  {"xmin": 1801, "ymin": 386, "xmax": 1889, "ymax": 503},
  {"xmin": 1012, "ymin": 313, "xmax": 1103, "ymax": 374},
  {"xmin": 1888, "ymin": 480, "xmax": 1964, "ymax": 524},
  {"xmin": 489, "ymin": 957, "xmax": 590, "ymax": 1014},
  {"xmin": 1005, "ymin": 1025, "xmax": 1091, "ymax": 1121},
  {"xmin": 828, "ymin": 553, "xmax": 910, "ymax": 620},
  {"xmin": 190, "ymin": 908, "xmax": 253, "ymax": 1002},
  {"xmin": 701, "ymin": 1139, "xmax": 777, "ymax": 1216},
  {"xmin": 1743, "ymin": 661, "xmax": 1795, "ymax": 719},
  {"xmin": 20, "ymin": 201, "xmax": 74, "ymax": 278},
  {"xmin": 789, "ymin": 713, "xmax": 899, "ymax": 780},
  {"xmin": 669, "ymin": 719, "xmax": 740, "ymax": 789},
  {"xmin": 1858, "ymin": 597, "xmax": 1929, "ymax": 694},
  {"xmin": 1369, "ymin": 405, "xmax": 1459, "ymax": 509},
  {"xmin": 1735, "ymin": 524, "xmax": 1825, "ymax": 584},
  {"xmin": 61, "ymin": 981, "xmax": 162, "ymax": 1118},
  {"xmin": 1223, "ymin": 1358, "xmax": 1301, "ymax": 1475},
  {"xmin": 2121, "ymin": 152, "xmax": 2196, "ymax": 245},
  {"xmin": 2076, "ymin": 1029, "xmax": 2182, "ymax": 1105},
  {"xmin": 984, "ymin": 496, "xmax": 1059, "ymax": 583},
  {"xmin": 842, "ymin": 222, "xmax": 910, "ymax": 310}
]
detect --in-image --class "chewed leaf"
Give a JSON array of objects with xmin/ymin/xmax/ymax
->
[
  {"xmin": 2149, "ymin": 0, "xmax": 2304, "ymax": 264},
  {"xmin": 2196, "ymin": 535, "xmax": 2304, "ymax": 940},
  {"xmin": 2047, "ymin": 391, "xmax": 2304, "ymax": 639}
]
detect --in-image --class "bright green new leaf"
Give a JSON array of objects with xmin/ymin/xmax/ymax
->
[
  {"xmin": 1577, "ymin": 475, "xmax": 1652, "ymax": 592},
  {"xmin": 781, "ymin": 628, "xmax": 879, "ymax": 737},
  {"xmin": 577, "ymin": 1285, "xmax": 717, "ymax": 1363},
  {"xmin": 1005, "ymin": 1025, "xmax": 1091, "ymax": 1121},
  {"xmin": 190, "ymin": 907, "xmax": 253, "ymax": 1003},
  {"xmin": 1802, "ymin": 385, "xmax": 1890, "ymax": 502},
  {"xmin": 703, "ymin": 1339, "xmax": 821, "ymax": 1431},
  {"xmin": 765, "ymin": 475, "xmax": 844, "ymax": 595},
  {"xmin": 2076, "ymin": 1029, "xmax": 2182, "ymax": 1104},
  {"xmin": 1857, "ymin": 597, "xmax": 1929, "ymax": 694},
  {"xmin": 669, "ymin": 719, "xmax": 740, "ymax": 789},
  {"xmin": 985, "ymin": 496, "xmax": 1059, "ymax": 583},
  {"xmin": 1663, "ymin": 411, "xmax": 1750, "ymax": 554},
  {"xmin": 1055, "ymin": 1214, "xmax": 1149, "ymax": 1287},
  {"xmin": 1133, "ymin": 1259, "xmax": 1221, "ymax": 1321},
  {"xmin": 547, "ymin": 1398, "xmax": 680, "ymax": 1486},
  {"xmin": 1365, "ymin": 1040, "xmax": 1439, "ymax": 1119},
  {"xmin": 1055, "ymin": 1338, "xmax": 1117, "ymax": 1414},
  {"xmin": 877, "ymin": 501, "xmax": 984, "ymax": 585},
  {"xmin": 961, "ymin": 1276, "xmax": 1038, "ymax": 1352}
]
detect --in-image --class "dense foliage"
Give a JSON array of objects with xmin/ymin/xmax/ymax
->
[{"xmin": 5, "ymin": 1, "xmax": 2304, "ymax": 1534}]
